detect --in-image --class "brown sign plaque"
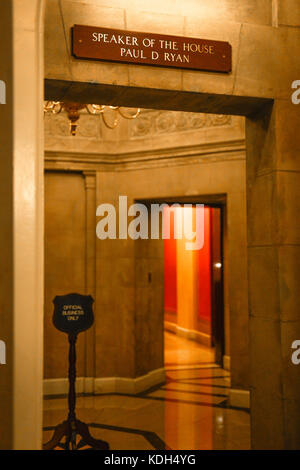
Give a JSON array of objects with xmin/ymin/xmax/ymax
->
[{"xmin": 72, "ymin": 25, "xmax": 232, "ymax": 73}]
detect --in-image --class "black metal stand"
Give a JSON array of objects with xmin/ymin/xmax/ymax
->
[{"xmin": 43, "ymin": 333, "xmax": 109, "ymax": 450}]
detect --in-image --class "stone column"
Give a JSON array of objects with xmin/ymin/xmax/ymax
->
[
  {"xmin": 83, "ymin": 171, "xmax": 96, "ymax": 392},
  {"xmin": 246, "ymin": 99, "xmax": 300, "ymax": 449},
  {"xmin": 0, "ymin": 0, "xmax": 45, "ymax": 449}
]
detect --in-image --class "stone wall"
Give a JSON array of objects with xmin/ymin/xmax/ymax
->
[{"xmin": 44, "ymin": 172, "xmax": 86, "ymax": 380}]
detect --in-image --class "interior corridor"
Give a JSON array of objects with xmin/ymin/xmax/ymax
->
[{"xmin": 43, "ymin": 332, "xmax": 250, "ymax": 450}]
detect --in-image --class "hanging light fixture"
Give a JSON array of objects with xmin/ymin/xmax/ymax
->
[{"xmin": 44, "ymin": 101, "xmax": 141, "ymax": 136}]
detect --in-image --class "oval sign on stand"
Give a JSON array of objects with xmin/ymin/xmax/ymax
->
[{"xmin": 53, "ymin": 293, "xmax": 94, "ymax": 334}]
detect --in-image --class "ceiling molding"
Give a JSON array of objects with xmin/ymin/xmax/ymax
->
[{"xmin": 45, "ymin": 138, "xmax": 246, "ymax": 172}]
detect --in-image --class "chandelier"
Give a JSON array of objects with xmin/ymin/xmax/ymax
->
[{"xmin": 44, "ymin": 101, "xmax": 141, "ymax": 136}]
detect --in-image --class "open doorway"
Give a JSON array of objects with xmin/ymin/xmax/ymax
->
[{"xmin": 163, "ymin": 204, "xmax": 224, "ymax": 371}]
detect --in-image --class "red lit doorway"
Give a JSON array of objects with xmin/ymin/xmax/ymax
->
[{"xmin": 164, "ymin": 204, "xmax": 224, "ymax": 366}]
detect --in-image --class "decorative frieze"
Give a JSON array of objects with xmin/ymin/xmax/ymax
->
[
  {"xmin": 45, "ymin": 109, "xmax": 232, "ymax": 141},
  {"xmin": 130, "ymin": 110, "xmax": 232, "ymax": 139}
]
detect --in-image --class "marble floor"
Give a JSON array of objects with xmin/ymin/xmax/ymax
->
[{"xmin": 43, "ymin": 332, "xmax": 251, "ymax": 450}]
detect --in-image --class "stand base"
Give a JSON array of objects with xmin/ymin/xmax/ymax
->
[{"xmin": 43, "ymin": 419, "xmax": 110, "ymax": 450}]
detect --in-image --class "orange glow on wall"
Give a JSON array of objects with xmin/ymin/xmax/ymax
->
[
  {"xmin": 164, "ymin": 208, "xmax": 177, "ymax": 320},
  {"xmin": 164, "ymin": 206, "xmax": 212, "ymax": 336},
  {"xmin": 197, "ymin": 208, "xmax": 212, "ymax": 322}
]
